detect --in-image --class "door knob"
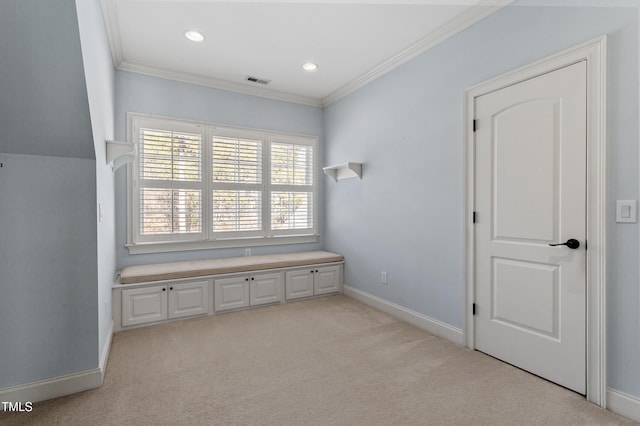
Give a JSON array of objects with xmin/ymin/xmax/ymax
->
[{"xmin": 548, "ymin": 239, "xmax": 580, "ymax": 249}]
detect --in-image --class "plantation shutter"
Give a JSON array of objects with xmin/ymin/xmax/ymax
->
[
  {"xmin": 211, "ymin": 135, "xmax": 264, "ymax": 236},
  {"xmin": 270, "ymin": 140, "xmax": 315, "ymax": 234},
  {"xmin": 129, "ymin": 114, "xmax": 317, "ymax": 249},
  {"xmin": 136, "ymin": 124, "xmax": 204, "ymax": 241}
]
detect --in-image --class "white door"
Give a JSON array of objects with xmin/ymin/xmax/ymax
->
[
  {"xmin": 474, "ymin": 61, "xmax": 587, "ymax": 394},
  {"xmin": 250, "ymin": 272, "xmax": 284, "ymax": 306},
  {"xmin": 122, "ymin": 285, "xmax": 168, "ymax": 327},
  {"xmin": 168, "ymin": 280, "xmax": 209, "ymax": 319},
  {"xmin": 214, "ymin": 276, "xmax": 250, "ymax": 312},
  {"xmin": 314, "ymin": 265, "xmax": 341, "ymax": 295},
  {"xmin": 285, "ymin": 269, "xmax": 314, "ymax": 300}
]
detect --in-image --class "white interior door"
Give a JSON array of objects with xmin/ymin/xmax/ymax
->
[{"xmin": 474, "ymin": 61, "xmax": 587, "ymax": 394}]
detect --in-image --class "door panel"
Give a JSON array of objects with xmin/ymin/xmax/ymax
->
[
  {"xmin": 122, "ymin": 285, "xmax": 168, "ymax": 327},
  {"xmin": 474, "ymin": 61, "xmax": 587, "ymax": 394},
  {"xmin": 285, "ymin": 269, "xmax": 314, "ymax": 300},
  {"xmin": 214, "ymin": 276, "xmax": 250, "ymax": 312},
  {"xmin": 169, "ymin": 280, "xmax": 209, "ymax": 319},
  {"xmin": 250, "ymin": 272, "xmax": 284, "ymax": 306},
  {"xmin": 492, "ymin": 258, "xmax": 559, "ymax": 338},
  {"xmin": 314, "ymin": 265, "xmax": 341, "ymax": 295},
  {"xmin": 493, "ymin": 99, "xmax": 559, "ymax": 242}
]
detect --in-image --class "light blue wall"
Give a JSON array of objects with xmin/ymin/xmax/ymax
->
[
  {"xmin": 324, "ymin": 3, "xmax": 639, "ymax": 396},
  {"xmin": 114, "ymin": 71, "xmax": 325, "ymax": 268},
  {"xmin": 0, "ymin": 0, "xmax": 94, "ymax": 159},
  {"xmin": 0, "ymin": 0, "xmax": 100, "ymax": 389},
  {"xmin": 0, "ymin": 154, "xmax": 98, "ymax": 387},
  {"xmin": 75, "ymin": 0, "xmax": 116, "ymax": 363}
]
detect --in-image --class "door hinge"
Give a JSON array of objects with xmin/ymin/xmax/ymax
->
[
  {"xmin": 585, "ymin": 240, "xmax": 588, "ymax": 250},
  {"xmin": 472, "ymin": 303, "xmax": 476, "ymax": 316},
  {"xmin": 473, "ymin": 119, "xmax": 477, "ymax": 132},
  {"xmin": 472, "ymin": 211, "xmax": 477, "ymax": 223}
]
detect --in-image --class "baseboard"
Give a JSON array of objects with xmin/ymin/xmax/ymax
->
[
  {"xmin": 607, "ymin": 388, "xmax": 640, "ymax": 422},
  {"xmin": 0, "ymin": 368, "xmax": 102, "ymax": 404},
  {"xmin": 343, "ymin": 285, "xmax": 464, "ymax": 345},
  {"xmin": 99, "ymin": 320, "xmax": 114, "ymax": 382},
  {"xmin": 0, "ymin": 322, "xmax": 113, "ymax": 405}
]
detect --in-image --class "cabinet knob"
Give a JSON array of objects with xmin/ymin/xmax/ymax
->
[
  {"xmin": 245, "ymin": 278, "xmax": 249, "ymax": 282},
  {"xmin": 169, "ymin": 286, "xmax": 173, "ymax": 291},
  {"xmin": 251, "ymin": 277, "xmax": 254, "ymax": 280},
  {"xmin": 311, "ymin": 270, "xmax": 314, "ymax": 273},
  {"xmin": 162, "ymin": 288, "xmax": 166, "ymax": 291},
  {"xmin": 315, "ymin": 270, "xmax": 318, "ymax": 273}
]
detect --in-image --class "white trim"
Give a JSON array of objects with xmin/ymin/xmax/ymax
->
[
  {"xmin": 607, "ymin": 388, "xmax": 640, "ymax": 423},
  {"xmin": 126, "ymin": 234, "xmax": 319, "ymax": 255},
  {"xmin": 127, "ymin": 113, "xmax": 319, "ymax": 253},
  {"xmin": 99, "ymin": 0, "xmax": 122, "ymax": 67},
  {"xmin": 118, "ymin": 61, "xmax": 323, "ymax": 108},
  {"xmin": 0, "ymin": 322, "xmax": 113, "ymax": 404},
  {"xmin": 343, "ymin": 285, "xmax": 464, "ymax": 345},
  {"xmin": 99, "ymin": 320, "xmax": 114, "ymax": 381},
  {"xmin": 463, "ymin": 36, "xmax": 607, "ymax": 406},
  {"xmin": 0, "ymin": 369, "xmax": 102, "ymax": 404},
  {"xmin": 322, "ymin": 0, "xmax": 513, "ymax": 106},
  {"xmin": 101, "ymin": 0, "xmax": 510, "ymax": 107}
]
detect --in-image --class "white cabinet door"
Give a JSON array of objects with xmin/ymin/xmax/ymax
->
[
  {"xmin": 214, "ymin": 276, "xmax": 250, "ymax": 312},
  {"xmin": 314, "ymin": 265, "xmax": 341, "ymax": 295},
  {"xmin": 122, "ymin": 285, "xmax": 168, "ymax": 327},
  {"xmin": 250, "ymin": 272, "xmax": 284, "ymax": 306},
  {"xmin": 168, "ymin": 280, "xmax": 209, "ymax": 319},
  {"xmin": 285, "ymin": 269, "xmax": 315, "ymax": 300}
]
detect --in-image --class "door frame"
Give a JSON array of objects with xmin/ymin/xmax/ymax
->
[{"xmin": 463, "ymin": 36, "xmax": 607, "ymax": 406}]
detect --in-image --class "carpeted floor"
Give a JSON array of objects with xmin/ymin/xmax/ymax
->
[{"xmin": 1, "ymin": 295, "xmax": 636, "ymax": 425}]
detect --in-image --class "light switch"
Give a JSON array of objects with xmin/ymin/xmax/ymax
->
[{"xmin": 616, "ymin": 200, "xmax": 637, "ymax": 223}]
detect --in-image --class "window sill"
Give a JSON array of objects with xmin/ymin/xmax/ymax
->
[{"xmin": 126, "ymin": 234, "xmax": 319, "ymax": 255}]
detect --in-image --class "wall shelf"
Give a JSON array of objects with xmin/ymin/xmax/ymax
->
[
  {"xmin": 323, "ymin": 162, "xmax": 362, "ymax": 182},
  {"xmin": 106, "ymin": 140, "xmax": 136, "ymax": 171}
]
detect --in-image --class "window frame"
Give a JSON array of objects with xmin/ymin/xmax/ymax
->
[{"xmin": 126, "ymin": 113, "xmax": 318, "ymax": 254}]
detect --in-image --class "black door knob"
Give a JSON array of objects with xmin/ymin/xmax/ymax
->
[{"xmin": 549, "ymin": 239, "xmax": 580, "ymax": 249}]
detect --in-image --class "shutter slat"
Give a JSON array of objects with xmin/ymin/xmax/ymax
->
[
  {"xmin": 212, "ymin": 137, "xmax": 262, "ymax": 184},
  {"xmin": 271, "ymin": 191, "xmax": 313, "ymax": 230},
  {"xmin": 138, "ymin": 127, "xmax": 203, "ymax": 237},
  {"xmin": 270, "ymin": 141, "xmax": 313, "ymax": 230},
  {"xmin": 212, "ymin": 190, "xmax": 262, "ymax": 232},
  {"xmin": 271, "ymin": 143, "xmax": 313, "ymax": 186}
]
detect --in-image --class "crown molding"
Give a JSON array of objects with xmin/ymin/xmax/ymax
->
[
  {"xmin": 101, "ymin": 0, "xmax": 511, "ymax": 108},
  {"xmin": 321, "ymin": 0, "xmax": 514, "ymax": 106},
  {"xmin": 100, "ymin": 0, "xmax": 123, "ymax": 67},
  {"xmin": 118, "ymin": 61, "xmax": 324, "ymax": 107}
]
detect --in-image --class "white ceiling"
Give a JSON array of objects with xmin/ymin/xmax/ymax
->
[{"xmin": 101, "ymin": 0, "xmax": 513, "ymax": 106}]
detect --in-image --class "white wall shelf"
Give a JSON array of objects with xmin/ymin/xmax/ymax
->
[
  {"xmin": 323, "ymin": 162, "xmax": 362, "ymax": 182},
  {"xmin": 106, "ymin": 140, "xmax": 136, "ymax": 171}
]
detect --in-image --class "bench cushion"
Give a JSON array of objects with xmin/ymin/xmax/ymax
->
[{"xmin": 119, "ymin": 250, "xmax": 343, "ymax": 284}]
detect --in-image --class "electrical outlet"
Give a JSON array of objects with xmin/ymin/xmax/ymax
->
[
  {"xmin": 245, "ymin": 248, "xmax": 252, "ymax": 256},
  {"xmin": 381, "ymin": 271, "xmax": 388, "ymax": 284}
]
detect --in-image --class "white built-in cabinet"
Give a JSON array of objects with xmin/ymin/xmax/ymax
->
[
  {"xmin": 121, "ymin": 280, "xmax": 209, "ymax": 327},
  {"xmin": 114, "ymin": 262, "xmax": 342, "ymax": 331},
  {"xmin": 214, "ymin": 272, "xmax": 283, "ymax": 312},
  {"xmin": 286, "ymin": 265, "xmax": 341, "ymax": 300}
]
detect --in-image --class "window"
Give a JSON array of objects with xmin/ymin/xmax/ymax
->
[{"xmin": 128, "ymin": 114, "xmax": 317, "ymax": 253}]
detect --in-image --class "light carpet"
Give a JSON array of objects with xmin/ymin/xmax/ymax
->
[{"xmin": 1, "ymin": 295, "xmax": 636, "ymax": 425}]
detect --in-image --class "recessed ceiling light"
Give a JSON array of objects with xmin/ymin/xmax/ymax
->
[
  {"xmin": 302, "ymin": 62, "xmax": 319, "ymax": 72},
  {"xmin": 185, "ymin": 30, "xmax": 205, "ymax": 42}
]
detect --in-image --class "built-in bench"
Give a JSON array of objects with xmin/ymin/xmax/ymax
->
[
  {"xmin": 119, "ymin": 250, "xmax": 343, "ymax": 284},
  {"xmin": 113, "ymin": 250, "xmax": 344, "ymax": 331}
]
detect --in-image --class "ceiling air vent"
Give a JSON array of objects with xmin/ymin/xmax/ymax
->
[{"xmin": 245, "ymin": 76, "xmax": 270, "ymax": 85}]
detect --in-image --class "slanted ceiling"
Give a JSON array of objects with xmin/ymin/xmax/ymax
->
[{"xmin": 0, "ymin": 0, "xmax": 95, "ymax": 159}]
